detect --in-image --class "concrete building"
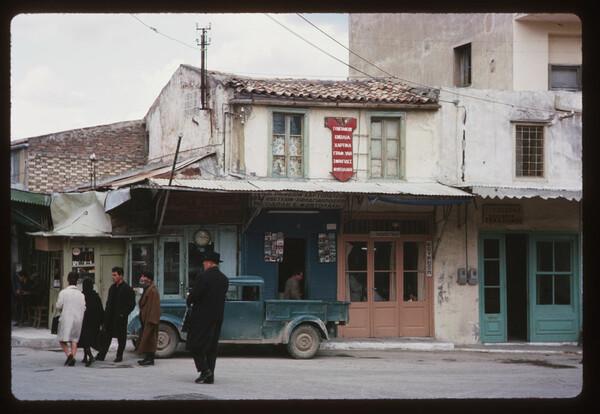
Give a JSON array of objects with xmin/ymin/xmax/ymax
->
[{"xmin": 348, "ymin": 13, "xmax": 583, "ymax": 343}]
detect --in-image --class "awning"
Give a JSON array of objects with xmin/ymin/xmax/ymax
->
[
  {"xmin": 144, "ymin": 178, "xmax": 473, "ymax": 198},
  {"xmin": 470, "ymin": 185, "xmax": 581, "ymax": 201},
  {"xmin": 11, "ymin": 188, "xmax": 51, "ymax": 206},
  {"xmin": 368, "ymin": 196, "xmax": 471, "ymax": 206},
  {"xmin": 27, "ymin": 191, "xmax": 112, "ymax": 238}
]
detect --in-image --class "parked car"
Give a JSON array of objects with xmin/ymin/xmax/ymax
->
[{"xmin": 127, "ymin": 276, "xmax": 350, "ymax": 359}]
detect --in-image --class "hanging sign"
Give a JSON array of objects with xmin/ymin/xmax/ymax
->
[
  {"xmin": 326, "ymin": 117, "xmax": 357, "ymax": 182},
  {"xmin": 426, "ymin": 241, "xmax": 433, "ymax": 277}
]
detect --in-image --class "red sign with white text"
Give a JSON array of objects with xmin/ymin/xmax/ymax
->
[{"xmin": 327, "ymin": 117, "xmax": 357, "ymax": 182}]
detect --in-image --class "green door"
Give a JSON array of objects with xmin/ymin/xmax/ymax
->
[
  {"xmin": 529, "ymin": 235, "xmax": 580, "ymax": 342},
  {"xmin": 479, "ymin": 235, "xmax": 507, "ymax": 342}
]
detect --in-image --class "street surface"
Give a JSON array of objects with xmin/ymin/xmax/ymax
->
[{"xmin": 10, "ymin": 343, "xmax": 583, "ymax": 401}]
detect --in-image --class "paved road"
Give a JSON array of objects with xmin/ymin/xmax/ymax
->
[{"xmin": 10, "ymin": 343, "xmax": 583, "ymax": 401}]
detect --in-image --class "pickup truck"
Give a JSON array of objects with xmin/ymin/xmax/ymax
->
[{"xmin": 127, "ymin": 276, "xmax": 350, "ymax": 359}]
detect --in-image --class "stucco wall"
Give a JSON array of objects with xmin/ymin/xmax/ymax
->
[
  {"xmin": 438, "ymin": 88, "xmax": 582, "ymax": 190},
  {"xmin": 242, "ymin": 105, "xmax": 439, "ymax": 181},
  {"xmin": 349, "ymin": 13, "xmax": 514, "ymax": 90}
]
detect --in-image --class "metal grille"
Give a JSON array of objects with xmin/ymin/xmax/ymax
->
[{"xmin": 516, "ymin": 125, "xmax": 544, "ymax": 177}]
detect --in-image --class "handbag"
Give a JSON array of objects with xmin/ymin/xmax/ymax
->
[
  {"xmin": 51, "ymin": 314, "xmax": 60, "ymax": 334},
  {"xmin": 181, "ymin": 306, "xmax": 191, "ymax": 333}
]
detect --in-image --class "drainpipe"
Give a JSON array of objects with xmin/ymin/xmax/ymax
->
[{"xmin": 156, "ymin": 132, "xmax": 183, "ymax": 234}]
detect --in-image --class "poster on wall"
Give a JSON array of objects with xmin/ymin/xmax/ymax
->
[
  {"xmin": 264, "ymin": 232, "xmax": 284, "ymax": 262},
  {"xmin": 318, "ymin": 233, "xmax": 337, "ymax": 263}
]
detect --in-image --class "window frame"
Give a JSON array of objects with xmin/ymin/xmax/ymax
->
[
  {"xmin": 548, "ymin": 64, "xmax": 582, "ymax": 91},
  {"xmin": 367, "ymin": 111, "xmax": 406, "ymax": 180},
  {"xmin": 268, "ymin": 107, "xmax": 309, "ymax": 178},
  {"xmin": 454, "ymin": 43, "xmax": 472, "ymax": 87},
  {"xmin": 513, "ymin": 122, "xmax": 547, "ymax": 180}
]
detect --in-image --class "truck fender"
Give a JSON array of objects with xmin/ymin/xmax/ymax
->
[
  {"xmin": 282, "ymin": 316, "xmax": 329, "ymax": 344},
  {"xmin": 127, "ymin": 313, "xmax": 183, "ymax": 340}
]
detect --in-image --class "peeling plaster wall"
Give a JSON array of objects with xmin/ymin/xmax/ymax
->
[{"xmin": 438, "ymin": 88, "xmax": 582, "ymax": 190}]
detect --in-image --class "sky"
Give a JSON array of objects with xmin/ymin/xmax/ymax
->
[{"xmin": 10, "ymin": 13, "xmax": 349, "ymax": 141}]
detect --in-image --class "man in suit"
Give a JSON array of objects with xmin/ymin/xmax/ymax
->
[
  {"xmin": 185, "ymin": 252, "xmax": 229, "ymax": 384},
  {"xmin": 95, "ymin": 266, "xmax": 136, "ymax": 363}
]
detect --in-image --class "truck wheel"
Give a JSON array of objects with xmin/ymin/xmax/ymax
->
[
  {"xmin": 287, "ymin": 324, "xmax": 321, "ymax": 359},
  {"xmin": 155, "ymin": 322, "xmax": 178, "ymax": 359}
]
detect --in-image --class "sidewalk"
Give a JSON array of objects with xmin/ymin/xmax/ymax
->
[{"xmin": 11, "ymin": 325, "xmax": 582, "ymax": 355}]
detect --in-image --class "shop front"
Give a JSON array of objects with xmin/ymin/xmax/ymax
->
[{"xmin": 337, "ymin": 213, "xmax": 434, "ymax": 338}]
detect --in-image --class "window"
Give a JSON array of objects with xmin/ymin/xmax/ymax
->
[
  {"xmin": 536, "ymin": 241, "xmax": 572, "ymax": 305},
  {"xmin": 131, "ymin": 243, "xmax": 154, "ymax": 288},
  {"xmin": 369, "ymin": 116, "xmax": 403, "ymax": 178},
  {"xmin": 271, "ymin": 111, "xmax": 305, "ymax": 177},
  {"xmin": 455, "ymin": 43, "xmax": 472, "ymax": 87},
  {"xmin": 226, "ymin": 285, "xmax": 260, "ymax": 301},
  {"xmin": 516, "ymin": 124, "xmax": 544, "ymax": 177},
  {"xmin": 184, "ymin": 90, "xmax": 201, "ymax": 117},
  {"xmin": 549, "ymin": 65, "xmax": 581, "ymax": 91}
]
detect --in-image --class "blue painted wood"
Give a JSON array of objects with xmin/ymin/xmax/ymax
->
[{"xmin": 242, "ymin": 210, "xmax": 340, "ymax": 300}]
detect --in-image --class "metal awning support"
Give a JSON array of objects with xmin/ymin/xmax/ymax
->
[{"xmin": 156, "ymin": 133, "xmax": 183, "ymax": 235}]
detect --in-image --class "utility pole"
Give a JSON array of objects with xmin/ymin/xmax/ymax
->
[{"xmin": 196, "ymin": 24, "xmax": 211, "ymax": 110}]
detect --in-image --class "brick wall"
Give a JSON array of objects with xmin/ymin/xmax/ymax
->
[{"xmin": 26, "ymin": 120, "xmax": 147, "ymax": 193}]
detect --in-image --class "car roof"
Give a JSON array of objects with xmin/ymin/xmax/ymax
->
[{"xmin": 229, "ymin": 276, "xmax": 265, "ymax": 285}]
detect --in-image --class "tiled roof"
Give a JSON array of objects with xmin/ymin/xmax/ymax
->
[{"xmin": 225, "ymin": 76, "xmax": 439, "ymax": 105}]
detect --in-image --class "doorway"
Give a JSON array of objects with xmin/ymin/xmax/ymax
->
[
  {"xmin": 506, "ymin": 234, "xmax": 528, "ymax": 341},
  {"xmin": 278, "ymin": 238, "xmax": 306, "ymax": 299}
]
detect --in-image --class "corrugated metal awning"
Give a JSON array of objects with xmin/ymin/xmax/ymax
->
[
  {"xmin": 471, "ymin": 185, "xmax": 582, "ymax": 201},
  {"xmin": 145, "ymin": 178, "xmax": 473, "ymax": 198},
  {"xmin": 11, "ymin": 188, "xmax": 51, "ymax": 206}
]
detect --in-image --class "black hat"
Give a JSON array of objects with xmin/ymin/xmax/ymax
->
[
  {"xmin": 203, "ymin": 252, "xmax": 223, "ymax": 263},
  {"xmin": 141, "ymin": 271, "xmax": 154, "ymax": 280}
]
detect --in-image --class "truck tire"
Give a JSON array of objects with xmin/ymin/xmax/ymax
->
[
  {"xmin": 155, "ymin": 322, "xmax": 179, "ymax": 359},
  {"xmin": 287, "ymin": 324, "xmax": 321, "ymax": 359}
]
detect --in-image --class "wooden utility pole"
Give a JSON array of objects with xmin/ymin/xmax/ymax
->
[{"xmin": 196, "ymin": 24, "xmax": 211, "ymax": 110}]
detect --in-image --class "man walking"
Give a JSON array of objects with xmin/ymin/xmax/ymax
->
[
  {"xmin": 136, "ymin": 271, "xmax": 161, "ymax": 366},
  {"xmin": 283, "ymin": 269, "xmax": 304, "ymax": 300},
  {"xmin": 185, "ymin": 252, "xmax": 229, "ymax": 384},
  {"xmin": 96, "ymin": 266, "xmax": 136, "ymax": 363}
]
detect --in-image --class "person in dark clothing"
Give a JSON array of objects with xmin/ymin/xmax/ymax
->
[
  {"xmin": 78, "ymin": 278, "xmax": 104, "ymax": 367},
  {"xmin": 185, "ymin": 252, "xmax": 229, "ymax": 384},
  {"xmin": 95, "ymin": 266, "xmax": 136, "ymax": 363}
]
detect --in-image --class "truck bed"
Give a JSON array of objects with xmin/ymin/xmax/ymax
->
[{"xmin": 265, "ymin": 299, "xmax": 349, "ymax": 324}]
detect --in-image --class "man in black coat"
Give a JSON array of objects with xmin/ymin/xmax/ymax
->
[
  {"xmin": 185, "ymin": 252, "xmax": 229, "ymax": 384},
  {"xmin": 95, "ymin": 266, "xmax": 136, "ymax": 363}
]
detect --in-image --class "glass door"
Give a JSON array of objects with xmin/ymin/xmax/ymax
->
[
  {"xmin": 529, "ymin": 235, "xmax": 580, "ymax": 342},
  {"xmin": 160, "ymin": 237, "xmax": 185, "ymax": 299},
  {"xmin": 479, "ymin": 234, "xmax": 507, "ymax": 342}
]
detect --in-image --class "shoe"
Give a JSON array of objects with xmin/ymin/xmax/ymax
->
[
  {"xmin": 68, "ymin": 358, "xmax": 76, "ymax": 366},
  {"xmin": 114, "ymin": 357, "xmax": 123, "ymax": 363},
  {"xmin": 194, "ymin": 369, "xmax": 213, "ymax": 384},
  {"xmin": 64, "ymin": 354, "xmax": 73, "ymax": 366},
  {"xmin": 138, "ymin": 359, "xmax": 154, "ymax": 366},
  {"xmin": 203, "ymin": 374, "xmax": 214, "ymax": 384},
  {"xmin": 95, "ymin": 353, "xmax": 105, "ymax": 361}
]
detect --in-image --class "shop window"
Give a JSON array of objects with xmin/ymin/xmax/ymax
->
[
  {"xmin": 131, "ymin": 243, "xmax": 154, "ymax": 289},
  {"xmin": 71, "ymin": 247, "xmax": 95, "ymax": 283},
  {"xmin": 374, "ymin": 242, "xmax": 396, "ymax": 302},
  {"xmin": 345, "ymin": 241, "xmax": 367, "ymax": 302},
  {"xmin": 271, "ymin": 111, "xmax": 304, "ymax": 177},
  {"xmin": 483, "ymin": 239, "xmax": 501, "ymax": 314},
  {"xmin": 369, "ymin": 117, "xmax": 402, "ymax": 178},
  {"xmin": 403, "ymin": 242, "xmax": 425, "ymax": 301},
  {"xmin": 535, "ymin": 241, "xmax": 572, "ymax": 305},
  {"xmin": 516, "ymin": 124, "xmax": 544, "ymax": 178}
]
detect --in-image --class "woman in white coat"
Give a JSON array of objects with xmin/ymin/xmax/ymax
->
[{"xmin": 56, "ymin": 271, "xmax": 86, "ymax": 366}]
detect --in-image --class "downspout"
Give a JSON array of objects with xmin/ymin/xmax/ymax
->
[{"xmin": 156, "ymin": 132, "xmax": 183, "ymax": 235}]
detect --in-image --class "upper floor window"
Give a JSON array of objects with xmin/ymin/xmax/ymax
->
[
  {"xmin": 454, "ymin": 43, "xmax": 472, "ymax": 87},
  {"xmin": 369, "ymin": 114, "xmax": 404, "ymax": 179},
  {"xmin": 271, "ymin": 110, "xmax": 305, "ymax": 178},
  {"xmin": 549, "ymin": 65, "xmax": 582, "ymax": 91},
  {"xmin": 516, "ymin": 124, "xmax": 544, "ymax": 177}
]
